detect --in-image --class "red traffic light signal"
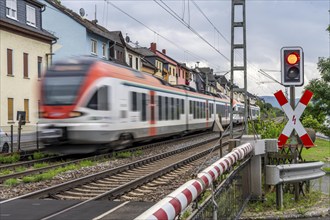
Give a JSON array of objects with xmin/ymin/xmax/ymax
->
[{"xmin": 281, "ymin": 47, "xmax": 304, "ymax": 86}]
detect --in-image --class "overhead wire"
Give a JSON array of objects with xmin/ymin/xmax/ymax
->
[
  {"xmin": 154, "ymin": 0, "xmax": 231, "ymax": 64},
  {"xmin": 106, "ymin": 1, "xmax": 209, "ymax": 65}
]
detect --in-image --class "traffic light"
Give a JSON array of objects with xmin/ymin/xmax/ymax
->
[{"xmin": 281, "ymin": 47, "xmax": 304, "ymax": 86}]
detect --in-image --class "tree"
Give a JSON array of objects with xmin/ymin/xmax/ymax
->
[{"xmin": 302, "ymin": 27, "xmax": 330, "ymax": 136}]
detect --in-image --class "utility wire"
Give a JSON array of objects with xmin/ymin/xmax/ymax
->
[
  {"xmin": 107, "ymin": 1, "xmax": 209, "ymax": 64},
  {"xmin": 154, "ymin": 0, "xmax": 231, "ymax": 64}
]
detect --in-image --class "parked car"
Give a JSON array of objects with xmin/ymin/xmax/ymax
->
[{"xmin": 0, "ymin": 128, "xmax": 10, "ymax": 153}]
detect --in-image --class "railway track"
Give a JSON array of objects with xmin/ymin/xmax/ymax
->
[
  {"xmin": 1, "ymin": 130, "xmax": 242, "ymax": 219},
  {"xmin": 0, "ymin": 131, "xmax": 219, "ymax": 183}
]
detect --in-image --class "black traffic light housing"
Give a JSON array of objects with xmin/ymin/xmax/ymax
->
[{"xmin": 281, "ymin": 47, "xmax": 304, "ymax": 86}]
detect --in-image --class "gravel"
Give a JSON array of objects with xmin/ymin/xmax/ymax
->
[{"xmin": 0, "ymin": 133, "xmax": 220, "ymax": 200}]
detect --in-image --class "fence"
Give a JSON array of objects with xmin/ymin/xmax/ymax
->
[{"xmin": 188, "ymin": 159, "xmax": 251, "ymax": 220}]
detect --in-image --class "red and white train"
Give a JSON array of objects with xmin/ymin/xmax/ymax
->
[{"xmin": 39, "ymin": 57, "xmax": 259, "ymax": 153}]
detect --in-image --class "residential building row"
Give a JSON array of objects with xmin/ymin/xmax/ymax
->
[{"xmin": 0, "ymin": 0, "xmax": 258, "ymax": 129}]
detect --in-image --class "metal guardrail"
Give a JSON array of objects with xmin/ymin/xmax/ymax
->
[{"xmin": 265, "ymin": 161, "xmax": 325, "ymax": 185}]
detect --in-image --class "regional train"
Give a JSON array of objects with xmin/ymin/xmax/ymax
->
[{"xmin": 38, "ymin": 57, "xmax": 259, "ymax": 154}]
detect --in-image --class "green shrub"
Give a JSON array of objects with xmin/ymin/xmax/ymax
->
[
  {"xmin": 302, "ymin": 115, "xmax": 320, "ymax": 131},
  {"xmin": 33, "ymin": 162, "xmax": 48, "ymax": 169},
  {"xmin": 4, "ymin": 178, "xmax": 19, "ymax": 186},
  {"xmin": 0, "ymin": 153, "xmax": 20, "ymax": 164},
  {"xmin": 33, "ymin": 152, "xmax": 45, "ymax": 160}
]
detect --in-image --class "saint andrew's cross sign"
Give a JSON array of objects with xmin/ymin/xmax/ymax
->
[{"xmin": 274, "ymin": 89, "xmax": 314, "ymax": 148}]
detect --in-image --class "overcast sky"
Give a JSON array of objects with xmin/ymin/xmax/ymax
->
[{"xmin": 61, "ymin": 0, "xmax": 329, "ymax": 97}]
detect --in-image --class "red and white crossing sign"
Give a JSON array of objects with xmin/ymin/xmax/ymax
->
[{"xmin": 274, "ymin": 89, "xmax": 314, "ymax": 148}]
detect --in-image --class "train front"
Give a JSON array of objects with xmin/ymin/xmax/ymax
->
[{"xmin": 38, "ymin": 58, "xmax": 100, "ymax": 154}]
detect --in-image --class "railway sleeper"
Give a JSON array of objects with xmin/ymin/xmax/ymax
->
[
  {"xmin": 57, "ymin": 194, "xmax": 94, "ymax": 200},
  {"xmin": 62, "ymin": 190, "xmax": 101, "ymax": 197},
  {"xmin": 150, "ymin": 180, "xmax": 168, "ymax": 185},
  {"xmin": 97, "ymin": 179, "xmax": 126, "ymax": 184},
  {"xmin": 73, "ymin": 187, "xmax": 107, "ymax": 193},
  {"xmin": 81, "ymin": 185, "xmax": 114, "ymax": 190},
  {"xmin": 134, "ymin": 188, "xmax": 153, "ymax": 194},
  {"xmin": 140, "ymin": 185, "xmax": 157, "ymax": 191},
  {"xmin": 127, "ymin": 191, "xmax": 144, "ymax": 197},
  {"xmin": 89, "ymin": 182, "xmax": 118, "ymax": 187}
]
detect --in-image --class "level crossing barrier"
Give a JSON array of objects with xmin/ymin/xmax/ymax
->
[{"xmin": 135, "ymin": 143, "xmax": 253, "ymax": 220}]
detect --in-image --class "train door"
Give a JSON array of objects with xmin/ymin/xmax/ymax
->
[
  {"xmin": 118, "ymin": 84, "xmax": 128, "ymax": 124},
  {"xmin": 149, "ymin": 90, "xmax": 156, "ymax": 136}
]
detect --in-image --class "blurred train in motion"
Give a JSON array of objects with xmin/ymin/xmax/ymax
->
[{"xmin": 39, "ymin": 57, "xmax": 259, "ymax": 154}]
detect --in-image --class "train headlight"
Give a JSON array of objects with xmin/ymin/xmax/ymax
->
[{"xmin": 69, "ymin": 111, "xmax": 83, "ymax": 118}]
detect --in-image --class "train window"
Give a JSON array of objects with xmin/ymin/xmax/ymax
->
[
  {"xmin": 171, "ymin": 98, "xmax": 175, "ymax": 120},
  {"xmin": 141, "ymin": 93, "xmax": 146, "ymax": 121},
  {"xmin": 131, "ymin": 92, "xmax": 137, "ymax": 111},
  {"xmin": 158, "ymin": 96, "xmax": 162, "ymax": 121},
  {"xmin": 202, "ymin": 102, "xmax": 205, "ymax": 118},
  {"xmin": 177, "ymin": 99, "xmax": 180, "ymax": 120},
  {"xmin": 189, "ymin": 100, "xmax": 192, "ymax": 114},
  {"xmin": 181, "ymin": 99, "xmax": 184, "ymax": 114},
  {"xmin": 86, "ymin": 86, "xmax": 109, "ymax": 110},
  {"xmin": 165, "ymin": 97, "xmax": 169, "ymax": 120}
]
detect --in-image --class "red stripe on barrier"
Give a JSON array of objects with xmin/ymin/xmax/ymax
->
[
  {"xmin": 169, "ymin": 198, "xmax": 181, "ymax": 216},
  {"xmin": 228, "ymin": 155, "xmax": 234, "ymax": 164},
  {"xmin": 214, "ymin": 165, "xmax": 220, "ymax": 174},
  {"xmin": 219, "ymin": 162, "xmax": 226, "ymax": 170},
  {"xmin": 300, "ymin": 90, "xmax": 313, "ymax": 106},
  {"xmin": 192, "ymin": 181, "xmax": 202, "ymax": 195},
  {"xmin": 153, "ymin": 208, "xmax": 168, "ymax": 220},
  {"xmin": 224, "ymin": 158, "xmax": 230, "ymax": 167},
  {"xmin": 274, "ymin": 90, "xmax": 288, "ymax": 106},
  {"xmin": 278, "ymin": 133, "xmax": 288, "ymax": 148},
  {"xmin": 182, "ymin": 188, "xmax": 193, "ymax": 204},
  {"xmin": 201, "ymin": 175, "xmax": 209, "ymax": 186},
  {"xmin": 300, "ymin": 133, "xmax": 314, "ymax": 148},
  {"xmin": 208, "ymin": 170, "xmax": 215, "ymax": 180}
]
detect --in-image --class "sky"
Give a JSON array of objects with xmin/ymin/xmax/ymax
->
[{"xmin": 61, "ymin": 0, "xmax": 329, "ymax": 98}]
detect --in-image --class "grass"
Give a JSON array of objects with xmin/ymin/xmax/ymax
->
[
  {"xmin": 0, "ymin": 153, "xmax": 20, "ymax": 164},
  {"xmin": 301, "ymin": 138, "xmax": 330, "ymax": 162},
  {"xmin": 246, "ymin": 190, "xmax": 323, "ymax": 213},
  {"xmin": 33, "ymin": 162, "xmax": 49, "ymax": 169},
  {"xmin": 5, "ymin": 160, "xmax": 96, "ymax": 185},
  {"xmin": 4, "ymin": 178, "xmax": 20, "ymax": 186}
]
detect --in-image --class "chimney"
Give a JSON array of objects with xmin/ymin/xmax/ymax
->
[
  {"xmin": 162, "ymin": 49, "xmax": 166, "ymax": 54},
  {"xmin": 150, "ymin": 42, "xmax": 157, "ymax": 53}
]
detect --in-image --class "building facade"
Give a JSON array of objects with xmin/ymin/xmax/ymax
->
[
  {"xmin": 40, "ymin": 0, "xmax": 111, "ymax": 62},
  {"xmin": 0, "ymin": 0, "xmax": 55, "ymax": 129}
]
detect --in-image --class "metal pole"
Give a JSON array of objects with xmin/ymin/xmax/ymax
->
[
  {"xmin": 290, "ymin": 85, "xmax": 299, "ymax": 201},
  {"xmin": 36, "ymin": 122, "xmax": 39, "ymax": 150},
  {"xmin": 18, "ymin": 116, "xmax": 21, "ymax": 152},
  {"xmin": 230, "ymin": 0, "xmax": 234, "ymax": 139},
  {"xmin": 212, "ymin": 184, "xmax": 218, "ymax": 220},
  {"xmin": 10, "ymin": 125, "xmax": 13, "ymax": 153},
  {"xmin": 276, "ymin": 184, "xmax": 283, "ymax": 210}
]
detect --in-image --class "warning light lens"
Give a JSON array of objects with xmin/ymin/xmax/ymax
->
[{"xmin": 286, "ymin": 52, "xmax": 300, "ymax": 65}]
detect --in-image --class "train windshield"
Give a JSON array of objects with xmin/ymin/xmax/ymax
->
[{"xmin": 43, "ymin": 76, "xmax": 85, "ymax": 105}]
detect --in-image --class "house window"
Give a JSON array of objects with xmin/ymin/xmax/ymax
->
[
  {"xmin": 6, "ymin": 0, "xmax": 17, "ymax": 19},
  {"xmin": 24, "ymin": 99, "xmax": 29, "ymax": 122},
  {"xmin": 135, "ymin": 57, "xmax": 139, "ymax": 70},
  {"xmin": 7, "ymin": 49, "xmax": 13, "ymax": 76},
  {"xmin": 8, "ymin": 98, "xmax": 14, "ymax": 121},
  {"xmin": 91, "ymin": 39, "xmax": 97, "ymax": 54},
  {"xmin": 23, "ymin": 53, "xmax": 29, "ymax": 78},
  {"xmin": 38, "ymin": 56, "xmax": 42, "ymax": 78},
  {"xmin": 129, "ymin": 55, "xmax": 133, "ymax": 67},
  {"xmin": 26, "ymin": 5, "xmax": 36, "ymax": 27},
  {"xmin": 102, "ymin": 43, "xmax": 106, "ymax": 57}
]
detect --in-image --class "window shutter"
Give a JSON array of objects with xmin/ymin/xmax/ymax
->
[
  {"xmin": 23, "ymin": 53, "xmax": 28, "ymax": 78},
  {"xmin": 7, "ymin": 49, "xmax": 13, "ymax": 75}
]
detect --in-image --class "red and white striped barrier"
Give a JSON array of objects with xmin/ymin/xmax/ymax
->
[
  {"xmin": 274, "ymin": 90, "xmax": 314, "ymax": 148},
  {"xmin": 135, "ymin": 143, "xmax": 253, "ymax": 220}
]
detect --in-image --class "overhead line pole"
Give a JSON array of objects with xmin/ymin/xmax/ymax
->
[{"xmin": 230, "ymin": 0, "xmax": 248, "ymax": 138}]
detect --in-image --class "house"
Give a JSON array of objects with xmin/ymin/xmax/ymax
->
[
  {"xmin": 109, "ymin": 31, "xmax": 127, "ymax": 66},
  {"xmin": 0, "ymin": 0, "xmax": 56, "ymax": 129},
  {"xmin": 150, "ymin": 42, "xmax": 188, "ymax": 85},
  {"xmin": 125, "ymin": 43, "xmax": 142, "ymax": 71},
  {"xmin": 40, "ymin": 0, "xmax": 112, "ymax": 62},
  {"xmin": 134, "ymin": 47, "xmax": 166, "ymax": 78}
]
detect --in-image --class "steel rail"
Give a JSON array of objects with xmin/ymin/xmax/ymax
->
[{"xmin": 0, "ymin": 131, "xmax": 218, "ymax": 183}]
